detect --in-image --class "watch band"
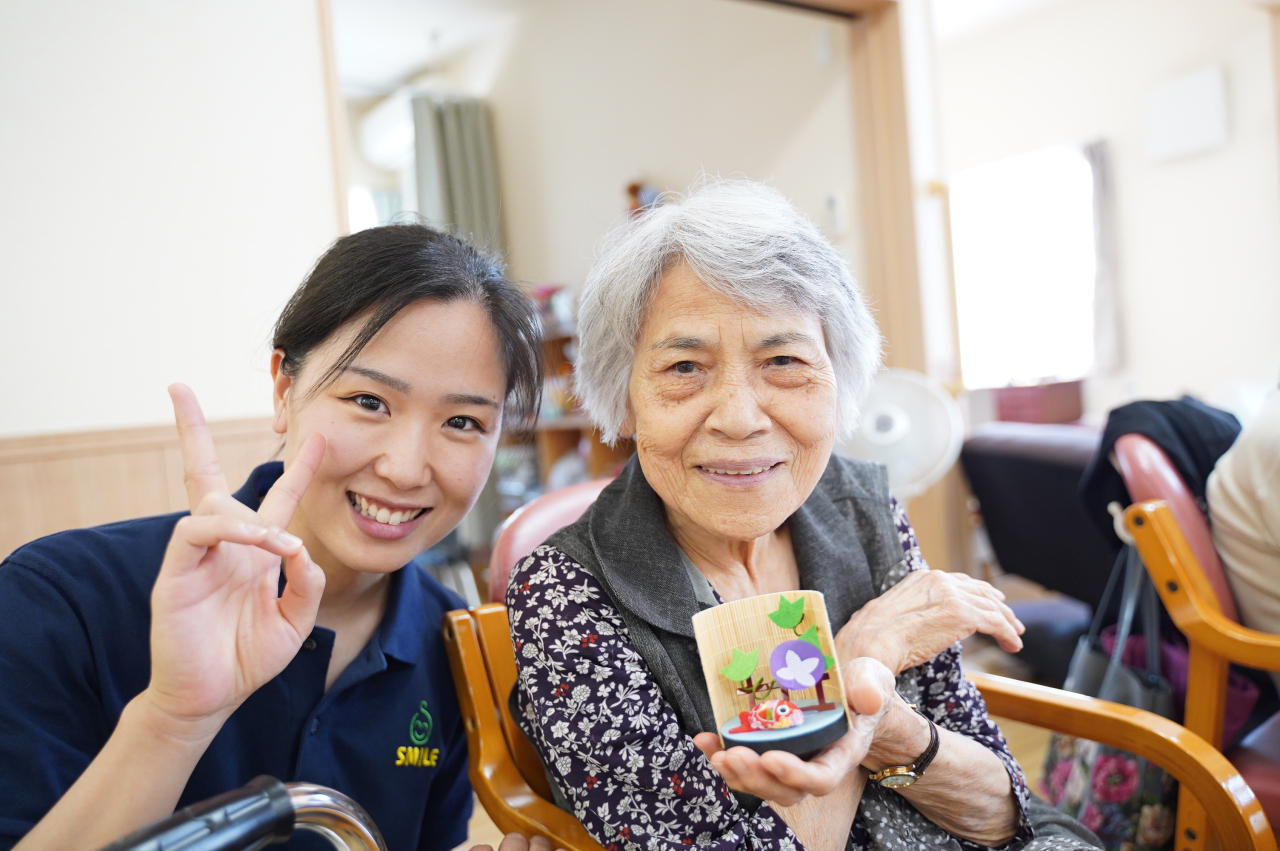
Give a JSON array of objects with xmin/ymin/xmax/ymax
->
[{"xmin": 869, "ymin": 704, "xmax": 939, "ymax": 788}]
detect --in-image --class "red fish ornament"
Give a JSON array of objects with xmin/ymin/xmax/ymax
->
[{"xmin": 728, "ymin": 700, "xmax": 805, "ymax": 734}]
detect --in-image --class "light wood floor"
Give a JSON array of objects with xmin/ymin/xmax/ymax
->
[{"xmin": 454, "ymin": 803, "xmax": 506, "ymax": 850}]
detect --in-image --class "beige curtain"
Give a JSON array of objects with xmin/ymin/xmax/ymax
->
[{"xmin": 412, "ymin": 94, "xmax": 505, "ymax": 253}]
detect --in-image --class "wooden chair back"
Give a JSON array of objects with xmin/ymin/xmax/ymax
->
[
  {"xmin": 443, "ymin": 606, "xmax": 607, "ymax": 851},
  {"xmin": 1126, "ymin": 500, "xmax": 1280, "ymax": 850}
]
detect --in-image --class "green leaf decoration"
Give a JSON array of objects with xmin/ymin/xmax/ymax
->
[
  {"xmin": 768, "ymin": 595, "xmax": 806, "ymax": 630},
  {"xmin": 798, "ymin": 625, "xmax": 835, "ymax": 671},
  {"xmin": 720, "ymin": 647, "xmax": 759, "ymax": 682}
]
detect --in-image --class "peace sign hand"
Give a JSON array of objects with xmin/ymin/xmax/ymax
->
[{"xmin": 141, "ymin": 384, "xmax": 327, "ymax": 737}]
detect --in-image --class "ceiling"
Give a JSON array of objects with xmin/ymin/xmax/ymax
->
[
  {"xmin": 931, "ymin": 0, "xmax": 1068, "ymax": 43},
  {"xmin": 332, "ymin": 0, "xmax": 1072, "ymax": 98},
  {"xmin": 332, "ymin": 0, "xmax": 524, "ymax": 98}
]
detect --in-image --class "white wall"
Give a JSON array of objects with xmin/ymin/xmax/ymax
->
[
  {"xmin": 480, "ymin": 0, "xmax": 863, "ymax": 289},
  {"xmin": 0, "ymin": 0, "xmax": 341, "ymax": 437},
  {"xmin": 936, "ymin": 0, "xmax": 1280, "ymax": 416}
]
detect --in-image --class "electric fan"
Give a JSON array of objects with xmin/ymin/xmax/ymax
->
[{"xmin": 836, "ymin": 369, "xmax": 964, "ymax": 501}]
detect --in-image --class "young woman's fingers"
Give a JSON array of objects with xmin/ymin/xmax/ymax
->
[
  {"xmin": 526, "ymin": 836, "xmax": 554, "ymax": 851},
  {"xmin": 276, "ymin": 548, "xmax": 325, "ymax": 638},
  {"xmin": 257, "ymin": 432, "xmax": 326, "ymax": 530},
  {"xmin": 162, "ymin": 515, "xmax": 270, "ymax": 573},
  {"xmin": 163, "ymin": 516, "xmax": 306, "ymax": 573},
  {"xmin": 169, "ymin": 384, "xmax": 230, "ymax": 508},
  {"xmin": 193, "ymin": 490, "xmax": 264, "ymax": 522}
]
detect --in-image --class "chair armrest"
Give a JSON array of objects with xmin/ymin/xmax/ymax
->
[
  {"xmin": 1127, "ymin": 502, "xmax": 1280, "ymax": 669},
  {"xmin": 444, "ymin": 610, "xmax": 607, "ymax": 851},
  {"xmin": 970, "ymin": 672, "xmax": 1276, "ymax": 851}
]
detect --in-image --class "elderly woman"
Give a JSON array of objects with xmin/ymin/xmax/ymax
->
[{"xmin": 506, "ymin": 181, "xmax": 1099, "ymax": 851}]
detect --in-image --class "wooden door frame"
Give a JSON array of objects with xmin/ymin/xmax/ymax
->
[
  {"xmin": 759, "ymin": 1, "xmax": 926, "ymax": 372},
  {"xmin": 756, "ymin": 1, "xmax": 965, "ymax": 571}
]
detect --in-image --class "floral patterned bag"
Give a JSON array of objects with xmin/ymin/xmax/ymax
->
[{"xmin": 1041, "ymin": 547, "xmax": 1178, "ymax": 850}]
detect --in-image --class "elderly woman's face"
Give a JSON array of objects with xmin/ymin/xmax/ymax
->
[{"xmin": 627, "ymin": 263, "xmax": 838, "ymax": 542}]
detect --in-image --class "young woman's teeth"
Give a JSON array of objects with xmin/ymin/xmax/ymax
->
[
  {"xmin": 349, "ymin": 493, "xmax": 424, "ymax": 526},
  {"xmin": 704, "ymin": 466, "xmax": 769, "ymax": 475}
]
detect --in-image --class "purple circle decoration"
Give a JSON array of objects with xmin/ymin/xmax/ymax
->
[{"xmin": 769, "ymin": 639, "xmax": 825, "ymax": 691}]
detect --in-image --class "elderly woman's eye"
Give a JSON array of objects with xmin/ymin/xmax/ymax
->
[
  {"xmin": 770, "ymin": 355, "xmax": 796, "ymax": 366},
  {"xmin": 674, "ymin": 361, "xmax": 697, "ymax": 374}
]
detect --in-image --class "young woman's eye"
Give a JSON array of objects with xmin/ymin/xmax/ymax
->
[
  {"xmin": 345, "ymin": 394, "xmax": 387, "ymax": 413},
  {"xmin": 446, "ymin": 416, "xmax": 484, "ymax": 432},
  {"xmin": 769, "ymin": 355, "xmax": 796, "ymax": 367},
  {"xmin": 674, "ymin": 361, "xmax": 698, "ymax": 374}
]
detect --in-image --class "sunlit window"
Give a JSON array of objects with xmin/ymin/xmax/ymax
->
[{"xmin": 949, "ymin": 146, "xmax": 1097, "ymax": 390}]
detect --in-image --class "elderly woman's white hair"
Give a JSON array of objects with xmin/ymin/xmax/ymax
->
[{"xmin": 575, "ymin": 179, "xmax": 883, "ymax": 446}]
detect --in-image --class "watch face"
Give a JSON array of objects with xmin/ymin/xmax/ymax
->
[{"xmin": 879, "ymin": 773, "xmax": 917, "ymax": 788}]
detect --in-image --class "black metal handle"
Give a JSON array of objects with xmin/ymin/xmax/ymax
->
[{"xmin": 99, "ymin": 775, "xmax": 294, "ymax": 851}]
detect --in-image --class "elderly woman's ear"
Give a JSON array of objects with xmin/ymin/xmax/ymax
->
[{"xmin": 617, "ymin": 405, "xmax": 636, "ymax": 442}]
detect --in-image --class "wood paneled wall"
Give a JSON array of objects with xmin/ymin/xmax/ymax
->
[{"xmin": 0, "ymin": 418, "xmax": 278, "ymax": 560}]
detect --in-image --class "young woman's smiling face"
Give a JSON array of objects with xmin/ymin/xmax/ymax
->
[{"xmin": 272, "ymin": 298, "xmax": 506, "ymax": 576}]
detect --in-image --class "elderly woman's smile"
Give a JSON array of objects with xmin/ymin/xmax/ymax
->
[{"xmin": 626, "ymin": 262, "xmax": 838, "ymax": 547}]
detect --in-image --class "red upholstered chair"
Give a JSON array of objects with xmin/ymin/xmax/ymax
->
[
  {"xmin": 1118, "ymin": 434, "xmax": 1280, "ymax": 849},
  {"xmin": 1116, "ymin": 434, "xmax": 1240, "ymax": 622},
  {"xmin": 487, "ymin": 478, "xmax": 612, "ymax": 603}
]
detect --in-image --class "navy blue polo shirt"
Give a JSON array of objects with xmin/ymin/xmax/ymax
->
[{"xmin": 0, "ymin": 463, "xmax": 472, "ymax": 851}]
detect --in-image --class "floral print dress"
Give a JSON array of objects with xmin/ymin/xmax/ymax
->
[{"xmin": 507, "ymin": 499, "xmax": 1080, "ymax": 851}]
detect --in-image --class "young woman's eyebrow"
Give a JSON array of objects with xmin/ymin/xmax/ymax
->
[
  {"xmin": 344, "ymin": 364, "xmax": 411, "ymax": 394},
  {"xmin": 442, "ymin": 393, "xmax": 500, "ymax": 407}
]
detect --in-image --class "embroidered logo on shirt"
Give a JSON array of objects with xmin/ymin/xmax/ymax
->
[
  {"xmin": 409, "ymin": 700, "xmax": 433, "ymax": 745},
  {"xmin": 395, "ymin": 700, "xmax": 440, "ymax": 767}
]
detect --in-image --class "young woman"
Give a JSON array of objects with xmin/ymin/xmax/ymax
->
[{"xmin": 0, "ymin": 224, "xmax": 541, "ymax": 851}]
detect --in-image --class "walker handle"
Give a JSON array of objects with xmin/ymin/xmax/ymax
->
[{"xmin": 98, "ymin": 775, "xmax": 293, "ymax": 851}]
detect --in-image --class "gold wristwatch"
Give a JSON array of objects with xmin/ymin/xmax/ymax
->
[{"xmin": 868, "ymin": 704, "xmax": 939, "ymax": 789}]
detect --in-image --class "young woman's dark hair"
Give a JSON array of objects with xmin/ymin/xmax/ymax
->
[{"xmin": 273, "ymin": 223, "xmax": 542, "ymax": 420}]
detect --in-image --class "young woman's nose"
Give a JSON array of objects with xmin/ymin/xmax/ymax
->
[
  {"xmin": 703, "ymin": 374, "xmax": 771, "ymax": 440},
  {"xmin": 371, "ymin": 423, "xmax": 434, "ymax": 491}
]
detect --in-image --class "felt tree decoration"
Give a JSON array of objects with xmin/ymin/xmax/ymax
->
[
  {"xmin": 768, "ymin": 595, "xmax": 806, "ymax": 631},
  {"xmin": 721, "ymin": 646, "xmax": 780, "ymax": 705},
  {"xmin": 719, "ymin": 647, "xmax": 759, "ymax": 682}
]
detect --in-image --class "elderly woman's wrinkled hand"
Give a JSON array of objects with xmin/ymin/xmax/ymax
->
[
  {"xmin": 693, "ymin": 657, "xmax": 897, "ymax": 807},
  {"xmin": 835, "ymin": 569, "xmax": 1025, "ymax": 675}
]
